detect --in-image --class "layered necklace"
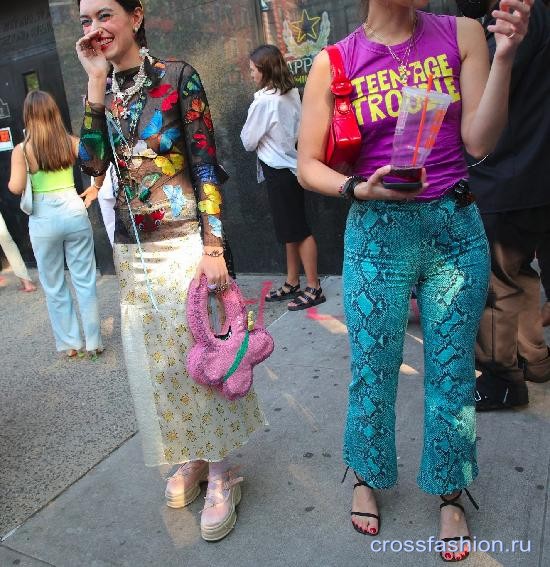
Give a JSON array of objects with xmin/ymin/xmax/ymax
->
[
  {"xmin": 109, "ymin": 49, "xmax": 152, "ymax": 202},
  {"xmin": 112, "ymin": 60, "xmax": 147, "ymax": 110},
  {"xmin": 364, "ymin": 15, "xmax": 417, "ymax": 85}
]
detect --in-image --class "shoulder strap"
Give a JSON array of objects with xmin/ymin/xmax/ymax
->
[
  {"xmin": 324, "ymin": 45, "xmax": 353, "ymax": 97},
  {"xmin": 21, "ymin": 142, "xmax": 30, "ymax": 173},
  {"xmin": 325, "ymin": 45, "xmax": 346, "ymax": 81}
]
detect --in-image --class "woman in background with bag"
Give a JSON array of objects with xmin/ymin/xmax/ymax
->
[
  {"xmin": 8, "ymin": 90, "xmax": 102, "ymax": 359},
  {"xmin": 298, "ymin": 0, "xmax": 531, "ymax": 561},
  {"xmin": 241, "ymin": 45, "xmax": 324, "ymax": 311},
  {"xmin": 75, "ymin": 0, "xmax": 265, "ymax": 541}
]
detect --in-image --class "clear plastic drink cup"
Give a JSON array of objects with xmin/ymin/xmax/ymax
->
[{"xmin": 388, "ymin": 87, "xmax": 453, "ymax": 184}]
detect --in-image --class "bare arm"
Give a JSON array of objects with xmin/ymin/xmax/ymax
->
[
  {"xmin": 297, "ymin": 51, "xmax": 426, "ymax": 201},
  {"xmin": 71, "ymin": 135, "xmax": 80, "ymax": 159},
  {"xmin": 297, "ymin": 50, "xmax": 345, "ymax": 195},
  {"xmin": 458, "ymin": 0, "xmax": 532, "ymax": 158},
  {"xmin": 8, "ymin": 144, "xmax": 27, "ymax": 195}
]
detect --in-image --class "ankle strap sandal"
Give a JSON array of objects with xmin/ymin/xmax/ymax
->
[
  {"xmin": 265, "ymin": 281, "xmax": 300, "ymax": 302},
  {"xmin": 439, "ymin": 488, "xmax": 479, "ymax": 514},
  {"xmin": 287, "ymin": 284, "xmax": 326, "ymax": 311},
  {"xmin": 342, "ymin": 466, "xmax": 380, "ymax": 536},
  {"xmin": 439, "ymin": 489, "xmax": 479, "ymax": 562}
]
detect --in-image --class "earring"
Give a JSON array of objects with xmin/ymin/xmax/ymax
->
[{"xmin": 133, "ymin": 26, "xmax": 139, "ymax": 33}]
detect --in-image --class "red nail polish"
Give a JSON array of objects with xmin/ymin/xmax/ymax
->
[{"xmin": 369, "ymin": 527, "xmax": 377, "ymax": 534}]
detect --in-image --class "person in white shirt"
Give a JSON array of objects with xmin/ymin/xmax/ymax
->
[
  {"xmin": 0, "ymin": 211, "xmax": 36, "ymax": 292},
  {"xmin": 241, "ymin": 44, "xmax": 325, "ymax": 311},
  {"xmin": 80, "ymin": 163, "xmax": 117, "ymax": 246}
]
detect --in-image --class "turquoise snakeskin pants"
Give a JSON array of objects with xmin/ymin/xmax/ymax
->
[{"xmin": 342, "ymin": 194, "xmax": 490, "ymax": 495}]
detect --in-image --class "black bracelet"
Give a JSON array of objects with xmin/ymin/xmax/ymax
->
[{"xmin": 339, "ymin": 176, "xmax": 367, "ymax": 201}]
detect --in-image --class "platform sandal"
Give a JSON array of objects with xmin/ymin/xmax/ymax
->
[
  {"xmin": 265, "ymin": 281, "xmax": 300, "ymax": 302},
  {"xmin": 287, "ymin": 285, "xmax": 326, "ymax": 311},
  {"xmin": 439, "ymin": 489, "xmax": 479, "ymax": 562},
  {"xmin": 342, "ymin": 466, "xmax": 380, "ymax": 536}
]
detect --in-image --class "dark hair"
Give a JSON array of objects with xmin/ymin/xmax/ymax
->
[
  {"xmin": 250, "ymin": 45, "xmax": 295, "ymax": 95},
  {"xmin": 76, "ymin": 0, "xmax": 147, "ymax": 47}
]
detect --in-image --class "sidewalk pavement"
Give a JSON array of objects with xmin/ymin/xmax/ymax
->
[{"xmin": 0, "ymin": 273, "xmax": 548, "ymax": 567}]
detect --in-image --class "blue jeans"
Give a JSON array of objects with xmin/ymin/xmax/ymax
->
[
  {"xmin": 342, "ymin": 194, "xmax": 490, "ymax": 494},
  {"xmin": 29, "ymin": 190, "xmax": 102, "ymax": 352}
]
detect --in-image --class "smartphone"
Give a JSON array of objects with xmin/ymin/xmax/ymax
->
[{"xmin": 382, "ymin": 168, "xmax": 422, "ymax": 192}]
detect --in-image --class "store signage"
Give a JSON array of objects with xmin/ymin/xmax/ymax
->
[
  {"xmin": 283, "ymin": 9, "xmax": 330, "ymax": 87},
  {"xmin": 0, "ymin": 127, "xmax": 14, "ymax": 152}
]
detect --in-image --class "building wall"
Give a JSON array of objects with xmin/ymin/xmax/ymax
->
[
  {"xmin": 0, "ymin": 0, "xmax": 74, "ymax": 265},
  {"xmin": 48, "ymin": 0, "xmax": 457, "ymax": 275}
]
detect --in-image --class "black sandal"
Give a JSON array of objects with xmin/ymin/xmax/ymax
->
[
  {"xmin": 342, "ymin": 467, "xmax": 380, "ymax": 536},
  {"xmin": 439, "ymin": 489, "xmax": 479, "ymax": 562},
  {"xmin": 287, "ymin": 285, "xmax": 326, "ymax": 311},
  {"xmin": 265, "ymin": 281, "xmax": 301, "ymax": 302}
]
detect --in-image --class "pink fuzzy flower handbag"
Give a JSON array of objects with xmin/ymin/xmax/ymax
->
[{"xmin": 186, "ymin": 276, "xmax": 274, "ymax": 400}]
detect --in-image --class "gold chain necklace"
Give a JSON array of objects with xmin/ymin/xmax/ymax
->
[{"xmin": 364, "ymin": 17, "xmax": 417, "ymax": 85}]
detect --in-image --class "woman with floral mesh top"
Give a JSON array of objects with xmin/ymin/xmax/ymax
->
[{"xmin": 76, "ymin": 0, "xmax": 265, "ymax": 541}]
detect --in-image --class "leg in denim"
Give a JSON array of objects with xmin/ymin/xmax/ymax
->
[
  {"xmin": 64, "ymin": 212, "xmax": 102, "ymax": 352},
  {"xmin": 30, "ymin": 206, "xmax": 82, "ymax": 351}
]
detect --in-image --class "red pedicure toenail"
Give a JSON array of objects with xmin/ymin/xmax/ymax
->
[
  {"xmin": 369, "ymin": 527, "xmax": 377, "ymax": 534},
  {"xmin": 444, "ymin": 552, "xmax": 453, "ymax": 560}
]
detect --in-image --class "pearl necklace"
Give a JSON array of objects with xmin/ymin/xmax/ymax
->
[
  {"xmin": 111, "ymin": 59, "xmax": 148, "ymax": 110},
  {"xmin": 364, "ymin": 17, "xmax": 417, "ymax": 85}
]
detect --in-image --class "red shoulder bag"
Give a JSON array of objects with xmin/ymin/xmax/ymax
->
[{"xmin": 324, "ymin": 45, "xmax": 362, "ymax": 173}]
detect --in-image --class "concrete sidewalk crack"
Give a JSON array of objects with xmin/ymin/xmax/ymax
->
[
  {"xmin": 0, "ymin": 431, "xmax": 137, "ymax": 542},
  {"xmin": 0, "ymin": 543, "xmax": 57, "ymax": 566}
]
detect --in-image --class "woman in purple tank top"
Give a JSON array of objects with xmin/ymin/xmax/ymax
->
[{"xmin": 298, "ymin": 0, "xmax": 532, "ymax": 561}]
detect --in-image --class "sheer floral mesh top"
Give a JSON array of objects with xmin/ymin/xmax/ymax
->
[{"xmin": 79, "ymin": 57, "xmax": 225, "ymax": 246}]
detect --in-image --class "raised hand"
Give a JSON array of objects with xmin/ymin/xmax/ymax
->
[
  {"xmin": 76, "ymin": 29, "xmax": 111, "ymax": 80},
  {"xmin": 489, "ymin": 0, "xmax": 532, "ymax": 59}
]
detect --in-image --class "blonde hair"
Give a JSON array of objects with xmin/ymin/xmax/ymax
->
[{"xmin": 23, "ymin": 90, "xmax": 75, "ymax": 172}]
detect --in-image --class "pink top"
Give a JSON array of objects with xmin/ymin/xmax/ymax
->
[{"xmin": 337, "ymin": 11, "xmax": 468, "ymax": 199}]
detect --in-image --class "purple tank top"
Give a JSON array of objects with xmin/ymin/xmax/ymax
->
[{"xmin": 337, "ymin": 11, "xmax": 467, "ymax": 199}]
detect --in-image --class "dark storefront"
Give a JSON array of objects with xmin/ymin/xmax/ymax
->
[
  {"xmin": 0, "ymin": 0, "xmax": 74, "ymax": 266},
  {"xmin": 2, "ymin": 0, "xmax": 456, "ymax": 276}
]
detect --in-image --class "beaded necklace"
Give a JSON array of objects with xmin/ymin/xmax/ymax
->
[{"xmin": 109, "ymin": 59, "xmax": 152, "ymax": 203}]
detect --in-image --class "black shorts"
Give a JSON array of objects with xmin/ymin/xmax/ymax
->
[{"xmin": 260, "ymin": 161, "xmax": 312, "ymax": 244}]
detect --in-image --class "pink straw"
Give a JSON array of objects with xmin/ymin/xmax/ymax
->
[{"xmin": 412, "ymin": 74, "xmax": 434, "ymax": 167}]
